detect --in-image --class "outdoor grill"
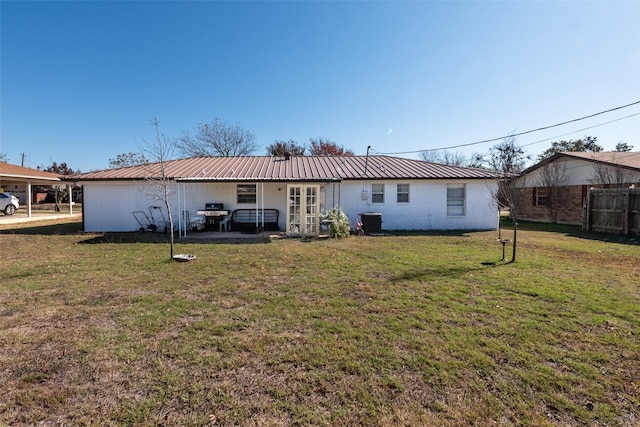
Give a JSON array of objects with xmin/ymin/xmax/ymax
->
[{"xmin": 196, "ymin": 203, "xmax": 229, "ymax": 230}]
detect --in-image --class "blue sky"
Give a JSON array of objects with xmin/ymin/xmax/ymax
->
[{"xmin": 1, "ymin": 0, "xmax": 639, "ymax": 172}]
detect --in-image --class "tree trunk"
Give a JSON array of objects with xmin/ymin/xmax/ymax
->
[
  {"xmin": 164, "ymin": 199, "xmax": 174, "ymax": 260},
  {"xmin": 510, "ymin": 219, "xmax": 517, "ymax": 263}
]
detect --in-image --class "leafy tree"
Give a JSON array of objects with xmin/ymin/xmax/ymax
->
[
  {"xmin": 266, "ymin": 140, "xmax": 306, "ymax": 156},
  {"xmin": 614, "ymin": 142, "xmax": 634, "ymax": 152},
  {"xmin": 309, "ymin": 137, "xmax": 354, "ymax": 156},
  {"xmin": 108, "ymin": 152, "xmax": 148, "ymax": 168},
  {"xmin": 178, "ymin": 118, "xmax": 258, "ymax": 157},
  {"xmin": 537, "ymin": 136, "xmax": 602, "ymax": 161},
  {"xmin": 44, "ymin": 162, "xmax": 78, "ymax": 175},
  {"xmin": 41, "ymin": 162, "xmax": 79, "ymax": 206},
  {"xmin": 488, "ymin": 135, "xmax": 528, "ymax": 263}
]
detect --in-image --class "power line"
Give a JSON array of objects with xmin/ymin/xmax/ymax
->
[
  {"xmin": 519, "ymin": 112, "xmax": 640, "ymax": 149},
  {"xmin": 373, "ymin": 100, "xmax": 640, "ymax": 155},
  {"xmin": 471, "ymin": 113, "xmax": 640, "ymax": 162}
]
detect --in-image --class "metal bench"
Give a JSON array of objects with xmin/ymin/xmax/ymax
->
[{"xmin": 231, "ymin": 209, "xmax": 280, "ymax": 233}]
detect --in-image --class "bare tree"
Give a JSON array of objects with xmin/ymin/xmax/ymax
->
[
  {"xmin": 178, "ymin": 118, "xmax": 258, "ymax": 157},
  {"xmin": 537, "ymin": 161, "xmax": 568, "ymax": 223},
  {"xmin": 420, "ymin": 150, "xmax": 467, "ymax": 166},
  {"xmin": 420, "ymin": 150, "xmax": 487, "ymax": 168},
  {"xmin": 488, "ymin": 135, "xmax": 528, "ymax": 263},
  {"xmin": 591, "ymin": 153, "xmax": 628, "ymax": 188},
  {"xmin": 141, "ymin": 118, "xmax": 177, "ymax": 260}
]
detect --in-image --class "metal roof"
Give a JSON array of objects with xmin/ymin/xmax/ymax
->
[{"xmin": 69, "ymin": 155, "xmax": 500, "ymax": 182}]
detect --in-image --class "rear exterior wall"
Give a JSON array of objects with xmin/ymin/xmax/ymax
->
[{"xmin": 339, "ymin": 179, "xmax": 498, "ymax": 231}]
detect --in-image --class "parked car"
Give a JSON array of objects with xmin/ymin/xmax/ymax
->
[{"xmin": 0, "ymin": 192, "xmax": 20, "ymax": 215}]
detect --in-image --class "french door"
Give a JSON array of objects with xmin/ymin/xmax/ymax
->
[{"xmin": 287, "ymin": 184, "xmax": 320, "ymax": 236}]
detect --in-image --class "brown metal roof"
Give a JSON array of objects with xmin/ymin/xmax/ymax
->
[
  {"xmin": 69, "ymin": 155, "xmax": 500, "ymax": 182},
  {"xmin": 0, "ymin": 162, "xmax": 62, "ymax": 183}
]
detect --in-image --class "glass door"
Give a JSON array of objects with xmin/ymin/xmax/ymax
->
[
  {"xmin": 288, "ymin": 186, "xmax": 301, "ymax": 235},
  {"xmin": 287, "ymin": 184, "xmax": 320, "ymax": 236},
  {"xmin": 304, "ymin": 186, "xmax": 318, "ymax": 235}
]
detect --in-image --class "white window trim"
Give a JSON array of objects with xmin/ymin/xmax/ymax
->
[
  {"xmin": 447, "ymin": 183, "xmax": 466, "ymax": 217},
  {"xmin": 372, "ymin": 183, "xmax": 385, "ymax": 204},
  {"xmin": 397, "ymin": 183, "xmax": 410, "ymax": 203}
]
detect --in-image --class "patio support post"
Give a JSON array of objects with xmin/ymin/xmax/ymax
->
[
  {"xmin": 27, "ymin": 181, "xmax": 32, "ymax": 217},
  {"xmin": 68, "ymin": 184, "xmax": 73, "ymax": 215}
]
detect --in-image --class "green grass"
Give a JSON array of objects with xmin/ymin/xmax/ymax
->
[{"xmin": 1, "ymin": 219, "xmax": 639, "ymax": 426}]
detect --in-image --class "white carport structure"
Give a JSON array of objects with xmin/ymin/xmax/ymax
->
[{"xmin": 0, "ymin": 162, "xmax": 73, "ymax": 217}]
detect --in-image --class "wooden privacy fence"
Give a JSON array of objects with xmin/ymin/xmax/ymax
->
[{"xmin": 584, "ymin": 188, "xmax": 640, "ymax": 235}]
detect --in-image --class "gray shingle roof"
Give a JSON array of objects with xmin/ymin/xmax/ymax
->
[{"xmin": 69, "ymin": 155, "xmax": 499, "ymax": 182}]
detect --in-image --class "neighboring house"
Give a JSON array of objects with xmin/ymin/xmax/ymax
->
[
  {"xmin": 0, "ymin": 162, "xmax": 68, "ymax": 217},
  {"xmin": 515, "ymin": 151, "xmax": 640, "ymax": 225},
  {"xmin": 69, "ymin": 155, "xmax": 500, "ymax": 235}
]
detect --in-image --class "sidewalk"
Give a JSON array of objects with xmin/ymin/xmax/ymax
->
[{"xmin": 0, "ymin": 212, "xmax": 82, "ymax": 225}]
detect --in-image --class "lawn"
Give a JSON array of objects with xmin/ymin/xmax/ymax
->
[{"xmin": 1, "ymin": 219, "xmax": 638, "ymax": 426}]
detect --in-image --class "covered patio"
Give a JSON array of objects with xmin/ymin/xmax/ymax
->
[{"xmin": 0, "ymin": 162, "xmax": 76, "ymax": 218}]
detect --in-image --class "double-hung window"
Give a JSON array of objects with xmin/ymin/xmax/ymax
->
[
  {"xmin": 447, "ymin": 184, "xmax": 465, "ymax": 216},
  {"xmin": 397, "ymin": 183, "xmax": 410, "ymax": 203},
  {"xmin": 237, "ymin": 184, "xmax": 257, "ymax": 204},
  {"xmin": 534, "ymin": 187, "xmax": 549, "ymax": 206},
  {"xmin": 372, "ymin": 184, "xmax": 385, "ymax": 203}
]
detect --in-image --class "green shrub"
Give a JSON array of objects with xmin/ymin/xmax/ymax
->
[{"xmin": 321, "ymin": 207, "xmax": 352, "ymax": 238}]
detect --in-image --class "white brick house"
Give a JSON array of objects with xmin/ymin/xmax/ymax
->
[{"xmin": 69, "ymin": 155, "xmax": 500, "ymax": 235}]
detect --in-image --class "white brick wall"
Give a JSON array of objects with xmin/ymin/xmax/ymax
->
[
  {"xmin": 338, "ymin": 180, "xmax": 498, "ymax": 231},
  {"xmin": 82, "ymin": 179, "xmax": 498, "ymax": 232}
]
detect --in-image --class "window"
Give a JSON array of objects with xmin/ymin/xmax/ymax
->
[
  {"xmin": 534, "ymin": 187, "xmax": 549, "ymax": 206},
  {"xmin": 397, "ymin": 184, "xmax": 409, "ymax": 203},
  {"xmin": 237, "ymin": 184, "xmax": 256, "ymax": 204},
  {"xmin": 372, "ymin": 184, "xmax": 385, "ymax": 203},
  {"xmin": 447, "ymin": 184, "xmax": 465, "ymax": 216}
]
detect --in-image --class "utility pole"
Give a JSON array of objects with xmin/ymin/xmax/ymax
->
[{"xmin": 21, "ymin": 153, "xmax": 26, "ymax": 167}]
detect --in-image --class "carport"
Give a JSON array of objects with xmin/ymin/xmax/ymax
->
[{"xmin": 0, "ymin": 162, "xmax": 75, "ymax": 218}]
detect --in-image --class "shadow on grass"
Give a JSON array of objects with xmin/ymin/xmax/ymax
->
[
  {"xmin": 382, "ymin": 230, "xmax": 478, "ymax": 237},
  {"xmin": 394, "ymin": 263, "xmax": 499, "ymax": 282},
  {"xmin": 501, "ymin": 218, "xmax": 640, "ymax": 246},
  {"xmin": 77, "ymin": 233, "xmax": 271, "ymax": 245},
  {"xmin": 0, "ymin": 220, "xmax": 270, "ymax": 244},
  {"xmin": 0, "ymin": 222, "xmax": 85, "ymax": 236}
]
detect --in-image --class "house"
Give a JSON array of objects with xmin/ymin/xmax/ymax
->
[
  {"xmin": 69, "ymin": 155, "xmax": 500, "ymax": 235},
  {"xmin": 515, "ymin": 151, "xmax": 640, "ymax": 225}
]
